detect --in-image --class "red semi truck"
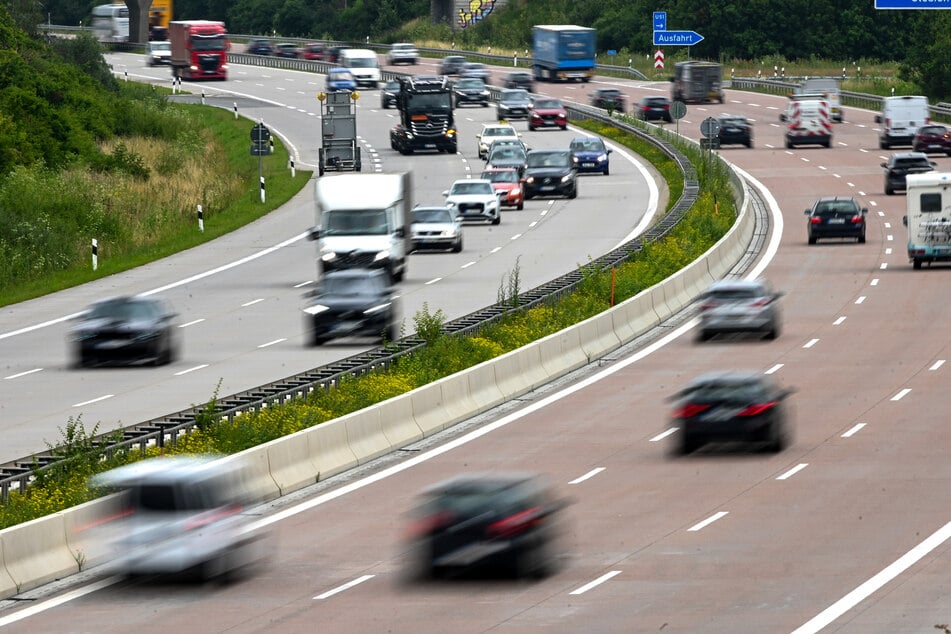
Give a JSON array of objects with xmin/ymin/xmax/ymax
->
[{"xmin": 169, "ymin": 20, "xmax": 229, "ymax": 81}]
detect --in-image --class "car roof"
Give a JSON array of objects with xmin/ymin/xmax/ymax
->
[
  {"xmin": 682, "ymin": 371, "xmax": 773, "ymax": 389},
  {"xmin": 482, "ymin": 167, "xmax": 519, "ymax": 173},
  {"xmin": 892, "ymin": 151, "xmax": 930, "ymax": 159},
  {"xmin": 452, "ymin": 178, "xmax": 492, "ymax": 186},
  {"xmin": 706, "ymin": 279, "xmax": 769, "ymax": 293},
  {"xmin": 423, "ymin": 472, "xmax": 545, "ymax": 495},
  {"xmin": 814, "ymin": 196, "xmax": 857, "ymax": 204},
  {"xmin": 90, "ymin": 455, "xmax": 229, "ymax": 488}
]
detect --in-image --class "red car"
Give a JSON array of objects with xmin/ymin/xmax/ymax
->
[
  {"xmin": 528, "ymin": 97, "xmax": 568, "ymax": 131},
  {"xmin": 913, "ymin": 124, "xmax": 951, "ymax": 156},
  {"xmin": 481, "ymin": 167, "xmax": 524, "ymax": 210},
  {"xmin": 300, "ymin": 43, "xmax": 326, "ymax": 61}
]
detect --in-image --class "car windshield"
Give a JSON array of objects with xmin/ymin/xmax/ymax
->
[
  {"xmin": 323, "ymin": 209, "xmax": 388, "ymax": 235},
  {"xmin": 532, "ymin": 99, "xmax": 561, "ymax": 109},
  {"xmin": 88, "ymin": 299, "xmax": 157, "ymax": 321},
  {"xmin": 384, "ymin": 81, "xmax": 400, "ymax": 90},
  {"xmin": 720, "ymin": 117, "xmax": 747, "ymax": 126},
  {"xmin": 482, "ymin": 170, "xmax": 519, "ymax": 183},
  {"xmin": 319, "ymin": 275, "xmax": 381, "ymax": 295},
  {"xmin": 151, "ymin": 42, "xmax": 170, "ymax": 52},
  {"xmin": 489, "ymin": 147, "xmax": 525, "ymax": 161},
  {"xmin": 484, "ymin": 127, "xmax": 514, "ymax": 138},
  {"xmin": 457, "ymin": 79, "xmax": 484, "ymax": 89},
  {"xmin": 644, "ymin": 97, "xmax": 668, "ymax": 105},
  {"xmin": 501, "ymin": 90, "xmax": 529, "ymax": 103},
  {"xmin": 707, "ymin": 288, "xmax": 762, "ymax": 301},
  {"xmin": 347, "ymin": 58, "xmax": 376, "ymax": 68},
  {"xmin": 527, "ymin": 152, "xmax": 569, "ymax": 168},
  {"xmin": 413, "ymin": 208, "xmax": 453, "ymax": 223},
  {"xmin": 451, "ymin": 182, "xmax": 494, "ymax": 196},
  {"xmin": 570, "ymin": 138, "xmax": 604, "ymax": 152},
  {"xmin": 919, "ymin": 126, "xmax": 947, "ymax": 135},
  {"xmin": 599, "ymin": 90, "xmax": 621, "ymax": 98},
  {"xmin": 895, "ymin": 158, "xmax": 933, "ymax": 169},
  {"xmin": 330, "ymin": 71, "xmax": 355, "ymax": 82}
]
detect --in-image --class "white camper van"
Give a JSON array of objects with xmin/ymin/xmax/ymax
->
[
  {"xmin": 796, "ymin": 78, "xmax": 843, "ymax": 122},
  {"xmin": 339, "ymin": 48, "xmax": 381, "ymax": 88},
  {"xmin": 876, "ymin": 95, "xmax": 930, "ymax": 149},
  {"xmin": 310, "ymin": 173, "xmax": 411, "ymax": 282},
  {"xmin": 903, "ymin": 171, "xmax": 951, "ymax": 270}
]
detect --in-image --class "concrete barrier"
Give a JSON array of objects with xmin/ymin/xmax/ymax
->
[
  {"xmin": 377, "ymin": 393, "xmax": 424, "ymax": 449},
  {"xmin": 612, "ymin": 291, "xmax": 660, "ymax": 342},
  {"xmin": 0, "ymin": 540, "xmax": 17, "ymax": 598},
  {"xmin": 438, "ymin": 371, "xmax": 480, "ymax": 428},
  {"xmin": 309, "ymin": 418, "xmax": 360, "ymax": 481},
  {"xmin": 229, "ymin": 446, "xmax": 282, "ymax": 505},
  {"xmin": 343, "ymin": 408, "xmax": 393, "ymax": 465},
  {"xmin": 409, "ymin": 383, "xmax": 450, "ymax": 435},
  {"xmin": 265, "ymin": 429, "xmax": 320, "ymax": 496},
  {"xmin": 493, "ymin": 344, "xmax": 548, "ymax": 398},
  {"xmin": 1, "ymin": 514, "xmax": 77, "ymax": 593},
  {"xmin": 62, "ymin": 495, "xmax": 124, "ymax": 571},
  {"xmin": 537, "ymin": 327, "xmax": 588, "ymax": 378},
  {"xmin": 465, "ymin": 361, "xmax": 505, "ymax": 413},
  {"xmin": 576, "ymin": 313, "xmax": 623, "ymax": 361}
]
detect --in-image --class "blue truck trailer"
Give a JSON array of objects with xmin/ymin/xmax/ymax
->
[{"xmin": 532, "ymin": 25, "xmax": 596, "ymax": 82}]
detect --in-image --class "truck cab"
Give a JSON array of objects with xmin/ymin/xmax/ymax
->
[{"xmin": 389, "ymin": 75, "xmax": 456, "ymax": 155}]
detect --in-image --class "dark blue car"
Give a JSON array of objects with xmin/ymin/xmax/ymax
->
[
  {"xmin": 326, "ymin": 68, "xmax": 357, "ymax": 92},
  {"xmin": 569, "ymin": 136, "xmax": 612, "ymax": 175}
]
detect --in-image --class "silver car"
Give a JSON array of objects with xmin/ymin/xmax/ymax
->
[
  {"xmin": 145, "ymin": 40, "xmax": 171, "ymax": 66},
  {"xmin": 696, "ymin": 279, "xmax": 782, "ymax": 341},
  {"xmin": 411, "ymin": 206, "xmax": 463, "ymax": 252}
]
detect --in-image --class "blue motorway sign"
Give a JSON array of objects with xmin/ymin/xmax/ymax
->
[
  {"xmin": 653, "ymin": 11, "xmax": 667, "ymax": 31},
  {"xmin": 875, "ymin": 0, "xmax": 951, "ymax": 7},
  {"xmin": 653, "ymin": 30, "xmax": 705, "ymax": 46}
]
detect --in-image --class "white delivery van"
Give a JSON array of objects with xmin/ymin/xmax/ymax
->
[
  {"xmin": 339, "ymin": 48, "xmax": 381, "ymax": 88},
  {"xmin": 903, "ymin": 171, "xmax": 951, "ymax": 270},
  {"xmin": 876, "ymin": 95, "xmax": 930, "ymax": 149},
  {"xmin": 310, "ymin": 173, "xmax": 411, "ymax": 282},
  {"xmin": 796, "ymin": 78, "xmax": 843, "ymax": 122},
  {"xmin": 780, "ymin": 96, "xmax": 832, "ymax": 148}
]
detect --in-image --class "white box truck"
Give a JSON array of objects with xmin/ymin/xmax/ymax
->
[
  {"xmin": 903, "ymin": 171, "xmax": 951, "ymax": 270},
  {"xmin": 796, "ymin": 78, "xmax": 843, "ymax": 122},
  {"xmin": 339, "ymin": 48, "xmax": 381, "ymax": 88},
  {"xmin": 876, "ymin": 95, "xmax": 929, "ymax": 149},
  {"xmin": 309, "ymin": 173, "xmax": 411, "ymax": 282}
]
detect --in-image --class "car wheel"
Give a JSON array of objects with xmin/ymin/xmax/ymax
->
[
  {"xmin": 695, "ymin": 329, "xmax": 711, "ymax": 343},
  {"xmin": 808, "ymin": 235, "xmax": 817, "ymax": 245},
  {"xmin": 675, "ymin": 433, "xmax": 700, "ymax": 456},
  {"xmin": 913, "ymin": 258, "xmax": 923, "ymax": 270},
  {"xmin": 785, "ymin": 138, "xmax": 793, "ymax": 149},
  {"xmin": 452, "ymin": 237, "xmax": 462, "ymax": 253},
  {"xmin": 765, "ymin": 322, "xmax": 779, "ymax": 340},
  {"xmin": 560, "ymin": 125, "xmax": 567, "ymax": 130},
  {"xmin": 568, "ymin": 186, "xmax": 577, "ymax": 200},
  {"xmin": 603, "ymin": 166, "xmax": 610, "ymax": 176},
  {"xmin": 481, "ymin": 101, "xmax": 488, "ymax": 108},
  {"xmin": 885, "ymin": 184, "xmax": 894, "ymax": 195},
  {"xmin": 516, "ymin": 200, "xmax": 524, "ymax": 210},
  {"xmin": 385, "ymin": 323, "xmax": 399, "ymax": 343},
  {"xmin": 491, "ymin": 214, "xmax": 501, "ymax": 226},
  {"xmin": 858, "ymin": 233, "xmax": 866, "ymax": 244},
  {"xmin": 764, "ymin": 421, "xmax": 788, "ymax": 453},
  {"xmin": 880, "ymin": 140, "xmax": 889, "ymax": 150},
  {"xmin": 528, "ymin": 125, "xmax": 535, "ymax": 131}
]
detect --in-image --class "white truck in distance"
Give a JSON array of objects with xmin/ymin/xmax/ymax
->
[
  {"xmin": 796, "ymin": 77, "xmax": 843, "ymax": 122},
  {"xmin": 876, "ymin": 95, "xmax": 930, "ymax": 149},
  {"xmin": 903, "ymin": 171, "xmax": 951, "ymax": 270},
  {"xmin": 309, "ymin": 173, "xmax": 411, "ymax": 282}
]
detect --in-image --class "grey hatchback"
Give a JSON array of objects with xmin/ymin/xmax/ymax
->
[{"xmin": 696, "ymin": 279, "xmax": 782, "ymax": 341}]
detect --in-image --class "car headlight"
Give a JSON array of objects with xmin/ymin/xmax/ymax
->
[
  {"xmin": 597, "ymin": 153, "xmax": 608, "ymax": 161},
  {"xmin": 481, "ymin": 90, "xmax": 489, "ymax": 97},
  {"xmin": 373, "ymin": 250, "xmax": 391, "ymax": 262},
  {"xmin": 561, "ymin": 173, "xmax": 574, "ymax": 183},
  {"xmin": 303, "ymin": 304, "xmax": 330, "ymax": 315},
  {"xmin": 364, "ymin": 302, "xmax": 391, "ymax": 315},
  {"xmin": 320, "ymin": 250, "xmax": 337, "ymax": 262},
  {"xmin": 446, "ymin": 129, "xmax": 456, "ymax": 138},
  {"xmin": 405, "ymin": 132, "xmax": 414, "ymax": 139},
  {"xmin": 511, "ymin": 187, "xmax": 521, "ymax": 195},
  {"xmin": 572, "ymin": 156, "xmax": 580, "ymax": 164},
  {"xmin": 525, "ymin": 176, "xmax": 535, "ymax": 184}
]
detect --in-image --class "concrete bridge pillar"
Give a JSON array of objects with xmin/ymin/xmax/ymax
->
[{"xmin": 125, "ymin": 0, "xmax": 152, "ymax": 44}]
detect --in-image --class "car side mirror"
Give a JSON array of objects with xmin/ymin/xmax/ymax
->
[
  {"xmin": 880, "ymin": 162, "xmax": 887, "ymax": 168},
  {"xmin": 803, "ymin": 209, "xmax": 811, "ymax": 215},
  {"xmin": 874, "ymin": 115, "xmax": 882, "ymax": 124},
  {"xmin": 606, "ymin": 148, "xmax": 613, "ymax": 154},
  {"xmin": 861, "ymin": 208, "xmax": 868, "ymax": 215},
  {"xmin": 442, "ymin": 190, "xmax": 449, "ymax": 197},
  {"xmin": 779, "ymin": 113, "xmax": 787, "ymax": 122},
  {"xmin": 394, "ymin": 227, "xmax": 405, "ymax": 238},
  {"xmin": 308, "ymin": 227, "xmax": 320, "ymax": 240}
]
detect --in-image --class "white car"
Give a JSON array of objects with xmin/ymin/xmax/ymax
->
[
  {"xmin": 146, "ymin": 40, "xmax": 172, "ymax": 66},
  {"xmin": 411, "ymin": 206, "xmax": 463, "ymax": 252},
  {"xmin": 442, "ymin": 179, "xmax": 501, "ymax": 225},
  {"xmin": 476, "ymin": 123, "xmax": 520, "ymax": 160},
  {"xmin": 387, "ymin": 42, "xmax": 418, "ymax": 65}
]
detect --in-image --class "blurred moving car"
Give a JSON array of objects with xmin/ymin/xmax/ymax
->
[
  {"xmin": 569, "ymin": 136, "xmax": 611, "ymax": 175},
  {"xmin": 326, "ymin": 68, "xmax": 357, "ymax": 92},
  {"xmin": 443, "ymin": 179, "xmax": 501, "ymax": 225},
  {"xmin": 439, "ymin": 55, "xmax": 467, "ymax": 75},
  {"xmin": 145, "ymin": 40, "xmax": 171, "ymax": 66},
  {"xmin": 481, "ymin": 167, "xmax": 524, "ymax": 210},
  {"xmin": 411, "ymin": 206, "xmax": 463, "ymax": 253},
  {"xmin": 405, "ymin": 473, "xmax": 565, "ymax": 580},
  {"xmin": 523, "ymin": 149, "xmax": 578, "ymax": 200},
  {"xmin": 300, "ymin": 42, "xmax": 326, "ymax": 61},
  {"xmin": 486, "ymin": 144, "xmax": 528, "ymax": 178},
  {"xmin": 503, "ymin": 70, "xmax": 535, "ymax": 92},
  {"xmin": 882, "ymin": 152, "xmax": 936, "ymax": 195},
  {"xmin": 452, "ymin": 77, "xmax": 490, "ymax": 108},
  {"xmin": 497, "ymin": 89, "xmax": 532, "ymax": 121},
  {"xmin": 88, "ymin": 455, "xmax": 268, "ymax": 580},
  {"xmin": 245, "ymin": 38, "xmax": 273, "ymax": 56},
  {"xmin": 912, "ymin": 124, "xmax": 951, "ymax": 156},
  {"xmin": 804, "ymin": 196, "xmax": 868, "ymax": 245},
  {"xmin": 380, "ymin": 79, "xmax": 401, "ymax": 109},
  {"xmin": 668, "ymin": 371, "xmax": 794, "ymax": 455},
  {"xmin": 528, "ymin": 97, "xmax": 568, "ymax": 131},
  {"xmin": 636, "ymin": 96, "xmax": 673, "ymax": 122},
  {"xmin": 708, "ymin": 115, "xmax": 753, "ymax": 149},
  {"xmin": 695, "ymin": 279, "xmax": 782, "ymax": 342},
  {"xmin": 70, "ymin": 295, "xmax": 179, "ymax": 367},
  {"xmin": 476, "ymin": 123, "xmax": 520, "ymax": 160},
  {"xmin": 460, "ymin": 62, "xmax": 490, "ymax": 81},
  {"xmin": 589, "ymin": 88, "xmax": 626, "ymax": 112},
  {"xmin": 302, "ymin": 269, "xmax": 400, "ymax": 345},
  {"xmin": 388, "ymin": 42, "xmax": 419, "ymax": 65},
  {"xmin": 273, "ymin": 43, "xmax": 300, "ymax": 58}
]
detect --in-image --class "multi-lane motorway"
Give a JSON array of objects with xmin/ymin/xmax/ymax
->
[{"xmin": 3, "ymin": 54, "xmax": 951, "ymax": 632}]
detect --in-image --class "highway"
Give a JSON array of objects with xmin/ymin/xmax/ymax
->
[{"xmin": 3, "ymin": 55, "xmax": 951, "ymax": 632}]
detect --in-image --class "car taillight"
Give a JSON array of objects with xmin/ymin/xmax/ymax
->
[
  {"xmin": 663, "ymin": 104, "xmax": 670, "ymax": 110},
  {"xmin": 700, "ymin": 301, "xmax": 718, "ymax": 311},
  {"xmin": 749, "ymin": 298, "xmax": 771, "ymax": 307},
  {"xmin": 487, "ymin": 507, "xmax": 543, "ymax": 539},
  {"xmin": 737, "ymin": 402, "xmax": 777, "ymax": 417},
  {"xmin": 850, "ymin": 215, "xmax": 864, "ymax": 224},
  {"xmin": 673, "ymin": 403, "xmax": 711, "ymax": 418},
  {"xmin": 810, "ymin": 217, "xmax": 822, "ymax": 224}
]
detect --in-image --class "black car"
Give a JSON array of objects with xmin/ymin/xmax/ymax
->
[
  {"xmin": 452, "ymin": 78, "xmax": 489, "ymax": 108},
  {"xmin": 70, "ymin": 296, "xmax": 179, "ymax": 367},
  {"xmin": 405, "ymin": 473, "xmax": 565, "ymax": 580},
  {"xmin": 302, "ymin": 269, "xmax": 400, "ymax": 346},
  {"xmin": 523, "ymin": 149, "xmax": 577, "ymax": 200},
  {"xmin": 668, "ymin": 371, "xmax": 794, "ymax": 455},
  {"xmin": 589, "ymin": 88, "xmax": 626, "ymax": 112},
  {"xmin": 636, "ymin": 96, "xmax": 673, "ymax": 123},
  {"xmin": 882, "ymin": 152, "xmax": 937, "ymax": 195},
  {"xmin": 713, "ymin": 115, "xmax": 753, "ymax": 148},
  {"xmin": 381, "ymin": 79, "xmax": 401, "ymax": 109},
  {"xmin": 503, "ymin": 71, "xmax": 535, "ymax": 92},
  {"xmin": 439, "ymin": 55, "xmax": 467, "ymax": 75},
  {"xmin": 497, "ymin": 89, "xmax": 532, "ymax": 121},
  {"xmin": 245, "ymin": 38, "xmax": 273, "ymax": 56},
  {"xmin": 486, "ymin": 144, "xmax": 528, "ymax": 178},
  {"xmin": 804, "ymin": 196, "xmax": 868, "ymax": 244}
]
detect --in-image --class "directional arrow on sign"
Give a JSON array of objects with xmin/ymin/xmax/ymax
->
[{"xmin": 653, "ymin": 30, "xmax": 704, "ymax": 46}]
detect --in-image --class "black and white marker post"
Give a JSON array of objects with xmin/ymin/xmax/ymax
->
[
  {"xmin": 198, "ymin": 204, "xmax": 204, "ymax": 232},
  {"xmin": 91, "ymin": 238, "xmax": 98, "ymax": 271},
  {"xmin": 233, "ymin": 102, "xmax": 238, "ymax": 120},
  {"xmin": 290, "ymin": 158, "xmax": 295, "ymax": 178},
  {"xmin": 260, "ymin": 176, "xmax": 266, "ymax": 203}
]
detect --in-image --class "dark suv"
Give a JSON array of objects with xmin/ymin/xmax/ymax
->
[
  {"xmin": 497, "ymin": 89, "xmax": 532, "ymax": 121},
  {"xmin": 302, "ymin": 269, "xmax": 400, "ymax": 345},
  {"xmin": 590, "ymin": 88, "xmax": 626, "ymax": 112},
  {"xmin": 439, "ymin": 55, "xmax": 467, "ymax": 75},
  {"xmin": 881, "ymin": 152, "xmax": 936, "ymax": 195},
  {"xmin": 912, "ymin": 125, "xmax": 951, "ymax": 156},
  {"xmin": 804, "ymin": 196, "xmax": 868, "ymax": 244},
  {"xmin": 523, "ymin": 149, "xmax": 577, "ymax": 200},
  {"xmin": 636, "ymin": 96, "xmax": 673, "ymax": 122},
  {"xmin": 503, "ymin": 71, "xmax": 535, "ymax": 92},
  {"xmin": 452, "ymin": 78, "xmax": 489, "ymax": 107},
  {"xmin": 246, "ymin": 38, "xmax": 273, "ymax": 56},
  {"xmin": 404, "ymin": 473, "xmax": 565, "ymax": 579},
  {"xmin": 714, "ymin": 115, "xmax": 753, "ymax": 148}
]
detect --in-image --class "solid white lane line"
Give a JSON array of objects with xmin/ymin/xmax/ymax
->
[
  {"xmin": 855, "ymin": 296, "xmax": 866, "ymax": 304},
  {"xmin": 792, "ymin": 520, "xmax": 951, "ymax": 634},
  {"xmin": 833, "ymin": 317, "xmax": 846, "ymax": 325},
  {"xmin": 650, "ymin": 428, "xmax": 678, "ymax": 442},
  {"xmin": 4, "ymin": 368, "xmax": 43, "ymax": 380},
  {"xmin": 842, "ymin": 423, "xmax": 866, "ymax": 438},
  {"xmin": 569, "ymin": 570, "xmax": 622, "ymax": 595},
  {"xmin": 313, "ymin": 574, "xmax": 375, "ymax": 600},
  {"xmin": 293, "ymin": 280, "xmax": 313, "ymax": 288},
  {"xmin": 179, "ymin": 318, "xmax": 205, "ymax": 328},
  {"xmin": 777, "ymin": 463, "xmax": 809, "ymax": 480},
  {"xmin": 73, "ymin": 394, "xmax": 114, "ymax": 407},
  {"xmin": 930, "ymin": 360, "xmax": 945, "ymax": 371},
  {"xmin": 688, "ymin": 511, "xmax": 728, "ymax": 532},
  {"xmin": 0, "ymin": 576, "xmax": 121, "ymax": 627},
  {"xmin": 569, "ymin": 467, "xmax": 606, "ymax": 484},
  {"xmin": 174, "ymin": 364, "xmax": 208, "ymax": 376},
  {"xmin": 258, "ymin": 338, "xmax": 286, "ymax": 348},
  {"xmin": 242, "ymin": 298, "xmax": 265, "ymax": 307},
  {"xmin": 803, "ymin": 338, "xmax": 819, "ymax": 349},
  {"xmin": 425, "ymin": 278, "xmax": 442, "ymax": 285},
  {"xmin": 765, "ymin": 364, "xmax": 783, "ymax": 375},
  {"xmin": 891, "ymin": 388, "xmax": 911, "ymax": 401}
]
